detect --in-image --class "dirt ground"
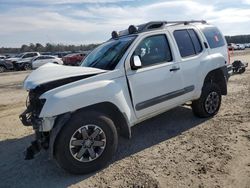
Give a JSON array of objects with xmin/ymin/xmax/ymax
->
[{"xmin": 0, "ymin": 51, "xmax": 250, "ymax": 188}]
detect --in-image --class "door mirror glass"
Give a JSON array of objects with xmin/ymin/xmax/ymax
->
[{"xmin": 131, "ymin": 55, "xmax": 142, "ymax": 70}]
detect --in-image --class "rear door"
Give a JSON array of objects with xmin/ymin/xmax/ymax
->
[
  {"xmin": 126, "ymin": 33, "xmax": 185, "ymax": 119},
  {"xmin": 171, "ymin": 28, "xmax": 208, "ymax": 100}
]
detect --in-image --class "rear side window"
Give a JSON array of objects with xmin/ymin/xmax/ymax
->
[
  {"xmin": 188, "ymin": 29, "xmax": 202, "ymax": 53},
  {"xmin": 36, "ymin": 56, "xmax": 43, "ymax": 60},
  {"xmin": 174, "ymin": 29, "xmax": 202, "ymax": 58},
  {"xmin": 202, "ymin": 27, "xmax": 225, "ymax": 49}
]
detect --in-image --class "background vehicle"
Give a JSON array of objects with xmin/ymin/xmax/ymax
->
[
  {"xmin": 232, "ymin": 60, "xmax": 248, "ymax": 74},
  {"xmin": 20, "ymin": 20, "xmax": 229, "ymax": 174},
  {"xmin": 32, "ymin": 55, "xmax": 63, "ymax": 69},
  {"xmin": 227, "ymin": 43, "xmax": 237, "ymax": 51},
  {"xmin": 6, "ymin": 52, "xmax": 40, "ymax": 70},
  {"xmin": 63, "ymin": 52, "xmax": 87, "ymax": 66},
  {"xmin": 236, "ymin": 44, "xmax": 245, "ymax": 50},
  {"xmin": 0, "ymin": 60, "xmax": 14, "ymax": 73},
  {"xmin": 0, "ymin": 55, "xmax": 6, "ymax": 60},
  {"xmin": 244, "ymin": 43, "xmax": 250, "ymax": 48},
  {"xmin": 53, "ymin": 51, "xmax": 71, "ymax": 58}
]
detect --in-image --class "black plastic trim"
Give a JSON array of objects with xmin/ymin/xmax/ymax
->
[{"xmin": 135, "ymin": 85, "xmax": 194, "ymax": 111}]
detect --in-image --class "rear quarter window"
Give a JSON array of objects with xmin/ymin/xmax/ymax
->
[{"xmin": 202, "ymin": 27, "xmax": 225, "ymax": 49}]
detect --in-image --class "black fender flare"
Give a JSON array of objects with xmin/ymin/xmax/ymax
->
[{"xmin": 49, "ymin": 113, "xmax": 71, "ymax": 158}]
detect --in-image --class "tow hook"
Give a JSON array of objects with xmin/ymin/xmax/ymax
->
[{"xmin": 24, "ymin": 140, "xmax": 41, "ymax": 160}]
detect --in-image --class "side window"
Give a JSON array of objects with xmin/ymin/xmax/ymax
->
[
  {"xmin": 201, "ymin": 27, "xmax": 225, "ymax": 49},
  {"xmin": 36, "ymin": 56, "xmax": 43, "ymax": 60},
  {"xmin": 24, "ymin": 53, "xmax": 35, "ymax": 58},
  {"xmin": 134, "ymin": 34, "xmax": 172, "ymax": 67},
  {"xmin": 47, "ymin": 56, "xmax": 54, "ymax": 59},
  {"xmin": 31, "ymin": 53, "xmax": 38, "ymax": 57},
  {"xmin": 174, "ymin": 29, "xmax": 202, "ymax": 58},
  {"xmin": 188, "ymin": 29, "xmax": 202, "ymax": 53},
  {"xmin": 174, "ymin": 30, "xmax": 196, "ymax": 57}
]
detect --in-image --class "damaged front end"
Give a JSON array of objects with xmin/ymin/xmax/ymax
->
[
  {"xmin": 19, "ymin": 88, "xmax": 51, "ymax": 160},
  {"xmin": 19, "ymin": 75, "xmax": 93, "ymax": 160}
]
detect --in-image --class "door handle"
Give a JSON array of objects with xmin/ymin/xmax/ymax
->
[{"xmin": 169, "ymin": 67, "xmax": 180, "ymax": 72}]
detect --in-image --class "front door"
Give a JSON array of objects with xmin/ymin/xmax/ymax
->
[{"xmin": 126, "ymin": 34, "xmax": 185, "ymax": 119}]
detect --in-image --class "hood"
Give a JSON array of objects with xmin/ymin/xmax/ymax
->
[
  {"xmin": 6, "ymin": 57, "xmax": 20, "ymax": 62},
  {"xmin": 23, "ymin": 63, "xmax": 107, "ymax": 90}
]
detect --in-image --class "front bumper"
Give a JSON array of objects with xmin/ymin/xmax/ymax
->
[
  {"xmin": 20, "ymin": 109, "xmax": 52, "ymax": 160},
  {"xmin": 19, "ymin": 91, "xmax": 52, "ymax": 160}
]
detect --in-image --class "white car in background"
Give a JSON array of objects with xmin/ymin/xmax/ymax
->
[
  {"xmin": 32, "ymin": 55, "xmax": 63, "ymax": 69},
  {"xmin": 236, "ymin": 44, "xmax": 245, "ymax": 50}
]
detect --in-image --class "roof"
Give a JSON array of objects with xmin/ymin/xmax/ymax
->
[{"xmin": 112, "ymin": 20, "xmax": 208, "ymax": 39}]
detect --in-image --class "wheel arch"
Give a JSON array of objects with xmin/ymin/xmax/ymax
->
[
  {"xmin": 49, "ymin": 102, "xmax": 131, "ymax": 158},
  {"xmin": 203, "ymin": 67, "xmax": 227, "ymax": 95},
  {"xmin": 75, "ymin": 102, "xmax": 131, "ymax": 139}
]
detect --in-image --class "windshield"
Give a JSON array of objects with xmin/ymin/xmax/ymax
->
[
  {"xmin": 81, "ymin": 36, "xmax": 136, "ymax": 70},
  {"xmin": 15, "ymin": 53, "xmax": 24, "ymax": 58}
]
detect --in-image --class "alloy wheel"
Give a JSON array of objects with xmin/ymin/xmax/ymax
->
[
  {"xmin": 205, "ymin": 91, "xmax": 220, "ymax": 114},
  {"xmin": 69, "ymin": 124, "xmax": 106, "ymax": 162},
  {"xmin": 24, "ymin": 64, "xmax": 31, "ymax": 70}
]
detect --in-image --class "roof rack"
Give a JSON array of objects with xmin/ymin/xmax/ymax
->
[{"xmin": 112, "ymin": 20, "xmax": 207, "ymax": 39}]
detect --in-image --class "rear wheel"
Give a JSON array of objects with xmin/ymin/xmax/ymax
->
[
  {"xmin": 0, "ymin": 66, "xmax": 6, "ymax": 73},
  {"xmin": 54, "ymin": 111, "xmax": 118, "ymax": 174},
  {"xmin": 192, "ymin": 83, "xmax": 221, "ymax": 118}
]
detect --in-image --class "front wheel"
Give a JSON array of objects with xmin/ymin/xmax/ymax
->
[
  {"xmin": 192, "ymin": 83, "xmax": 221, "ymax": 118},
  {"xmin": 0, "ymin": 66, "xmax": 6, "ymax": 73},
  {"xmin": 23, "ymin": 63, "xmax": 32, "ymax": 70},
  {"xmin": 54, "ymin": 111, "xmax": 118, "ymax": 174}
]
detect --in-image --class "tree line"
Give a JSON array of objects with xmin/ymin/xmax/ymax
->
[
  {"xmin": 225, "ymin": 35, "xmax": 250, "ymax": 44},
  {"xmin": 1, "ymin": 34, "xmax": 250, "ymax": 54},
  {"xmin": 0, "ymin": 43, "xmax": 100, "ymax": 54}
]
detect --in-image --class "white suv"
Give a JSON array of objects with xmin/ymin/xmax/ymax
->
[{"xmin": 20, "ymin": 20, "xmax": 229, "ymax": 174}]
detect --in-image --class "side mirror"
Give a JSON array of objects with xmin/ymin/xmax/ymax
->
[{"xmin": 131, "ymin": 55, "xmax": 142, "ymax": 70}]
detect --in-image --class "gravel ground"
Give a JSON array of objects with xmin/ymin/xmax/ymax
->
[{"xmin": 0, "ymin": 53, "xmax": 249, "ymax": 188}]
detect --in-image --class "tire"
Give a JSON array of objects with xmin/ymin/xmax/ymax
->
[
  {"xmin": 23, "ymin": 63, "xmax": 32, "ymax": 70},
  {"xmin": 238, "ymin": 67, "xmax": 246, "ymax": 74},
  {"xmin": 0, "ymin": 66, "xmax": 6, "ymax": 73},
  {"xmin": 191, "ymin": 83, "xmax": 221, "ymax": 118},
  {"xmin": 54, "ymin": 111, "xmax": 118, "ymax": 174}
]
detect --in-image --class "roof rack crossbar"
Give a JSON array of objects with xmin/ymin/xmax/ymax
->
[{"xmin": 165, "ymin": 20, "xmax": 207, "ymax": 25}]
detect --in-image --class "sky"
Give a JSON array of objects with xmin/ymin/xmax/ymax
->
[{"xmin": 0, "ymin": 0, "xmax": 250, "ymax": 47}]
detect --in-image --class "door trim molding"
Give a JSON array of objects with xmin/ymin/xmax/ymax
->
[{"xmin": 135, "ymin": 85, "xmax": 194, "ymax": 111}]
